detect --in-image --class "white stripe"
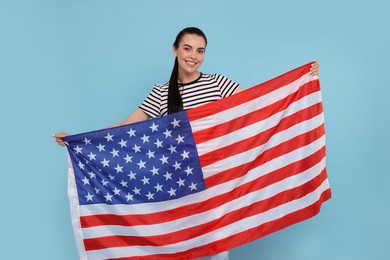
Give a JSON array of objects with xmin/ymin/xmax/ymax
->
[
  {"xmin": 82, "ymin": 157, "xmax": 326, "ymax": 239},
  {"xmin": 190, "ymin": 73, "xmax": 315, "ymax": 133},
  {"xmin": 85, "ymin": 178, "xmax": 330, "ymax": 259},
  {"xmin": 202, "ymin": 112, "xmax": 324, "ymax": 178},
  {"xmin": 79, "ymin": 135, "xmax": 325, "ymax": 217},
  {"xmin": 67, "ymin": 155, "xmax": 88, "ymax": 260},
  {"xmin": 196, "ymin": 90, "xmax": 322, "ymax": 157}
]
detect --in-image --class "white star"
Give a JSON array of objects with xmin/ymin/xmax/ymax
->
[
  {"xmin": 132, "ymin": 187, "xmax": 141, "ymax": 195},
  {"xmin": 101, "ymin": 179, "xmax": 108, "ymax": 187},
  {"xmin": 146, "ymin": 191, "xmax": 155, "ymax": 200},
  {"xmin": 141, "ymin": 134, "xmax": 150, "ymax": 143},
  {"xmin": 132, "ymin": 144, "xmax": 141, "ymax": 153},
  {"xmin": 125, "ymin": 193, "xmax": 134, "ymax": 201},
  {"xmin": 104, "ymin": 133, "xmax": 114, "ymax": 142},
  {"xmin": 96, "ymin": 143, "xmax": 105, "ymax": 152},
  {"xmin": 108, "ymin": 174, "xmax": 115, "ymax": 181},
  {"xmin": 154, "ymin": 139, "xmax": 163, "ymax": 148},
  {"xmin": 88, "ymin": 171, "xmax": 96, "ymax": 179},
  {"xmin": 127, "ymin": 128, "xmax": 136, "ymax": 137},
  {"xmin": 163, "ymin": 129, "xmax": 172, "ymax": 138},
  {"xmin": 171, "ymin": 118, "xmax": 180, "ymax": 128},
  {"xmin": 87, "ymin": 152, "xmax": 97, "ymax": 161},
  {"xmin": 181, "ymin": 150, "xmax": 190, "ymax": 160},
  {"xmin": 127, "ymin": 171, "xmax": 137, "ymax": 180},
  {"xmin": 141, "ymin": 176, "xmax": 150, "ymax": 185},
  {"xmin": 112, "ymin": 187, "xmax": 121, "ymax": 196},
  {"xmin": 168, "ymin": 145, "xmax": 177, "ymax": 154},
  {"xmin": 101, "ymin": 158, "xmax": 110, "ymax": 167},
  {"xmin": 173, "ymin": 161, "xmax": 181, "ymax": 170},
  {"xmin": 74, "ymin": 145, "xmax": 83, "ymax": 155},
  {"xmin": 85, "ymin": 192, "xmax": 94, "ymax": 201},
  {"xmin": 93, "ymin": 187, "xmax": 100, "ymax": 194},
  {"xmin": 146, "ymin": 150, "xmax": 155, "ymax": 159},
  {"xmin": 154, "ymin": 183, "xmax": 163, "ymax": 192},
  {"xmin": 175, "ymin": 134, "xmax": 185, "ymax": 144},
  {"xmin": 159, "ymin": 155, "xmax": 169, "ymax": 164},
  {"xmin": 150, "ymin": 166, "xmax": 159, "ymax": 176},
  {"xmin": 83, "ymin": 137, "xmax": 91, "ymax": 145},
  {"xmin": 184, "ymin": 166, "xmax": 194, "ymax": 176},
  {"xmin": 104, "ymin": 192, "xmax": 113, "ymax": 201},
  {"xmin": 149, "ymin": 123, "xmax": 159, "ymax": 132},
  {"xmin": 81, "ymin": 176, "xmax": 90, "ymax": 185},
  {"xmin": 110, "ymin": 148, "xmax": 120, "ymax": 157},
  {"xmin": 176, "ymin": 178, "xmax": 185, "ymax": 187},
  {"xmin": 114, "ymin": 164, "xmax": 123, "ymax": 173},
  {"xmin": 189, "ymin": 182, "xmax": 198, "ymax": 191},
  {"xmin": 163, "ymin": 171, "xmax": 173, "ymax": 181},
  {"xmin": 137, "ymin": 160, "xmax": 146, "ymax": 169},
  {"xmin": 118, "ymin": 139, "xmax": 127, "ymax": 148},
  {"xmin": 167, "ymin": 187, "xmax": 177, "ymax": 197},
  {"xmin": 123, "ymin": 154, "xmax": 133, "ymax": 163},
  {"xmin": 120, "ymin": 180, "xmax": 128, "ymax": 187},
  {"xmin": 78, "ymin": 161, "xmax": 85, "ymax": 170}
]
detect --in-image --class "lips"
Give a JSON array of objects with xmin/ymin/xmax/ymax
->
[{"xmin": 185, "ymin": 60, "xmax": 197, "ymax": 67}]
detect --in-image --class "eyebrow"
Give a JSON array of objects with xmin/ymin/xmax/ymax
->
[{"xmin": 183, "ymin": 44, "xmax": 206, "ymax": 50}]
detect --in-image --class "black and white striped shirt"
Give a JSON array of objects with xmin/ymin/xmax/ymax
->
[{"xmin": 139, "ymin": 73, "xmax": 240, "ymax": 118}]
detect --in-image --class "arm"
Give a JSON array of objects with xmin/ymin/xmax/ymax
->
[
  {"xmin": 53, "ymin": 108, "xmax": 150, "ymax": 147},
  {"xmin": 107, "ymin": 108, "xmax": 149, "ymax": 128},
  {"xmin": 234, "ymin": 87, "xmax": 245, "ymax": 94}
]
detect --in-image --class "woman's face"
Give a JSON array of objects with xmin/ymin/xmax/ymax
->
[{"xmin": 173, "ymin": 33, "xmax": 206, "ymax": 80}]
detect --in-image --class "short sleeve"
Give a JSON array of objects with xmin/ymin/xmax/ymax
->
[
  {"xmin": 214, "ymin": 74, "xmax": 240, "ymax": 98},
  {"xmin": 139, "ymin": 86, "xmax": 163, "ymax": 118}
]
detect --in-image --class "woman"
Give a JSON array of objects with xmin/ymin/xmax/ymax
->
[
  {"xmin": 54, "ymin": 27, "xmax": 319, "ymax": 259},
  {"xmin": 54, "ymin": 27, "xmax": 318, "ymax": 144}
]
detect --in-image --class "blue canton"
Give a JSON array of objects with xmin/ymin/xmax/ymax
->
[{"xmin": 63, "ymin": 111, "xmax": 205, "ymax": 205}]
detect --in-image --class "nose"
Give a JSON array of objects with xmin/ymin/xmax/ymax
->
[{"xmin": 189, "ymin": 50, "xmax": 197, "ymax": 59}]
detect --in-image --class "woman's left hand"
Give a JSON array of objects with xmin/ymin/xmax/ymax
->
[{"xmin": 310, "ymin": 61, "xmax": 320, "ymax": 76}]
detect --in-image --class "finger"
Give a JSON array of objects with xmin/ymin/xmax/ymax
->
[{"xmin": 310, "ymin": 64, "xmax": 319, "ymax": 76}]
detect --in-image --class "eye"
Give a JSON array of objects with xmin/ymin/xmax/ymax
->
[
  {"xmin": 197, "ymin": 49, "xmax": 205, "ymax": 54},
  {"xmin": 184, "ymin": 47, "xmax": 191, "ymax": 52}
]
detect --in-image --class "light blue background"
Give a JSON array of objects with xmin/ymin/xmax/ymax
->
[{"xmin": 1, "ymin": 0, "xmax": 389, "ymax": 259}]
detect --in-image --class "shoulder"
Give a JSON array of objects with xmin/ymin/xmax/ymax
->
[
  {"xmin": 147, "ymin": 81, "xmax": 169, "ymax": 96},
  {"xmin": 153, "ymin": 81, "xmax": 169, "ymax": 90}
]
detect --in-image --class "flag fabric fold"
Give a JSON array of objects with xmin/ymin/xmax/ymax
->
[{"xmin": 63, "ymin": 62, "xmax": 331, "ymax": 260}]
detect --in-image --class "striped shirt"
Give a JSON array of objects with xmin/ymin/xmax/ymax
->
[{"xmin": 139, "ymin": 73, "xmax": 240, "ymax": 118}]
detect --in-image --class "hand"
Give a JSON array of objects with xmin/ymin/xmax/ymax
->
[
  {"xmin": 310, "ymin": 61, "xmax": 320, "ymax": 76},
  {"xmin": 52, "ymin": 132, "xmax": 70, "ymax": 147}
]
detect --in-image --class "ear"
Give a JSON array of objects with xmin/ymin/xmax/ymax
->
[{"xmin": 172, "ymin": 45, "xmax": 177, "ymax": 57}]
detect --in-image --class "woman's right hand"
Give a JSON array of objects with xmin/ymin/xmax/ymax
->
[{"xmin": 52, "ymin": 132, "xmax": 70, "ymax": 147}]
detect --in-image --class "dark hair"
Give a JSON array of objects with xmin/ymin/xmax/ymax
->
[{"xmin": 167, "ymin": 27, "xmax": 208, "ymax": 114}]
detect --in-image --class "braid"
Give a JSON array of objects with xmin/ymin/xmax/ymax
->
[{"xmin": 168, "ymin": 58, "xmax": 183, "ymax": 114}]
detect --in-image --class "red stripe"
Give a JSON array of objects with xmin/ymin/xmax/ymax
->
[
  {"xmin": 105, "ymin": 183, "xmax": 331, "ymax": 259},
  {"xmin": 81, "ymin": 135, "xmax": 324, "ymax": 234},
  {"xmin": 199, "ymin": 102, "xmax": 323, "ymax": 168},
  {"xmin": 193, "ymin": 80, "xmax": 320, "ymax": 144},
  {"xmin": 84, "ymin": 169, "xmax": 328, "ymax": 251},
  {"xmin": 187, "ymin": 62, "xmax": 316, "ymax": 122},
  {"xmin": 205, "ymin": 124, "xmax": 325, "ymax": 188}
]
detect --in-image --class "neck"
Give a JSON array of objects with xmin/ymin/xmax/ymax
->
[{"xmin": 178, "ymin": 71, "xmax": 200, "ymax": 84}]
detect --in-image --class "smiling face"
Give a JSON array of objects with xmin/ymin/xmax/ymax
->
[{"xmin": 173, "ymin": 33, "xmax": 206, "ymax": 83}]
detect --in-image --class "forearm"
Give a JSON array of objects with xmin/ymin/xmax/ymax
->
[{"xmin": 107, "ymin": 108, "xmax": 149, "ymax": 128}]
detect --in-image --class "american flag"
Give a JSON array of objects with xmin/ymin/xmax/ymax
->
[{"xmin": 63, "ymin": 62, "xmax": 331, "ymax": 260}]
